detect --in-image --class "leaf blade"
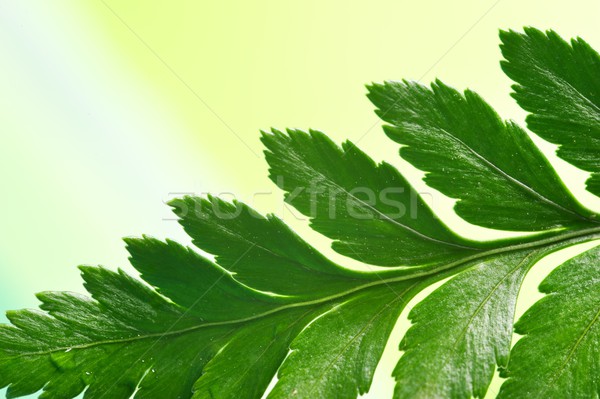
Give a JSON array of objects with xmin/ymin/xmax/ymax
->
[
  {"xmin": 269, "ymin": 283, "xmax": 420, "ymax": 399},
  {"xmin": 500, "ymin": 27, "xmax": 600, "ymax": 198},
  {"xmin": 393, "ymin": 248, "xmax": 544, "ymax": 399},
  {"xmin": 262, "ymin": 128, "xmax": 480, "ymax": 267},
  {"xmin": 498, "ymin": 244, "xmax": 600, "ymax": 399},
  {"xmin": 169, "ymin": 196, "xmax": 367, "ymax": 298},
  {"xmin": 367, "ymin": 79, "xmax": 595, "ymax": 230}
]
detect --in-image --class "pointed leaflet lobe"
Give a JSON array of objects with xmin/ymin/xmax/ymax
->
[
  {"xmin": 367, "ymin": 80, "xmax": 596, "ymax": 231},
  {"xmin": 169, "ymin": 195, "xmax": 367, "ymax": 298},
  {"xmin": 498, "ymin": 244, "xmax": 600, "ymax": 399},
  {"xmin": 393, "ymin": 241, "xmax": 579, "ymax": 399},
  {"xmin": 269, "ymin": 282, "xmax": 420, "ymax": 399},
  {"xmin": 125, "ymin": 237, "xmax": 282, "ymax": 320},
  {"xmin": 191, "ymin": 306, "xmax": 320, "ymax": 399},
  {"xmin": 262, "ymin": 128, "xmax": 480, "ymax": 267},
  {"xmin": 500, "ymin": 28, "xmax": 600, "ymax": 198}
]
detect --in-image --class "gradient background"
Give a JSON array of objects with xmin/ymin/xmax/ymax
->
[{"xmin": 1, "ymin": 1, "xmax": 599, "ymax": 398}]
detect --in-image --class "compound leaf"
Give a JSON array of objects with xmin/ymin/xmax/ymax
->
[
  {"xmin": 1, "ymin": 26, "xmax": 600, "ymax": 399},
  {"xmin": 0, "ymin": 203, "xmax": 418, "ymax": 399}
]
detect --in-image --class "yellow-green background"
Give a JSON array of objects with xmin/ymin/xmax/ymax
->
[{"xmin": 1, "ymin": 1, "xmax": 599, "ymax": 397}]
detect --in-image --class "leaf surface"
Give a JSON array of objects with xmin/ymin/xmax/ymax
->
[
  {"xmin": 500, "ymin": 27, "xmax": 600, "ymax": 198},
  {"xmin": 169, "ymin": 195, "xmax": 365, "ymax": 298},
  {"xmin": 367, "ymin": 80, "xmax": 596, "ymax": 230},
  {"xmin": 498, "ymin": 244, "xmax": 600, "ymax": 399},
  {"xmin": 0, "ymin": 266, "xmax": 230, "ymax": 398},
  {"xmin": 262, "ymin": 128, "xmax": 482, "ymax": 267},
  {"xmin": 270, "ymin": 283, "xmax": 419, "ymax": 399},
  {"xmin": 393, "ymin": 241, "xmax": 581, "ymax": 399}
]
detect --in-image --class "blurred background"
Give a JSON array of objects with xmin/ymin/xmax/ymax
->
[{"xmin": 1, "ymin": 1, "xmax": 599, "ymax": 397}]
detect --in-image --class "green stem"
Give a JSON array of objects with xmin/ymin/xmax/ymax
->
[{"xmin": 12, "ymin": 227, "xmax": 600, "ymax": 358}]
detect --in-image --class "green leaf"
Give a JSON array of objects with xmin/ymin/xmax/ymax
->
[
  {"xmin": 0, "ymin": 203, "xmax": 426, "ymax": 399},
  {"xmin": 269, "ymin": 283, "xmax": 419, "ymax": 399},
  {"xmin": 498, "ymin": 244, "xmax": 600, "ymax": 399},
  {"xmin": 2, "ymin": 26, "xmax": 600, "ymax": 399},
  {"xmin": 0, "ymin": 266, "xmax": 231, "ymax": 398},
  {"xmin": 393, "ymin": 239, "xmax": 588, "ymax": 399},
  {"xmin": 262, "ymin": 128, "xmax": 488, "ymax": 267},
  {"xmin": 191, "ymin": 307, "xmax": 317, "ymax": 399},
  {"xmin": 500, "ymin": 27, "xmax": 600, "ymax": 198},
  {"xmin": 168, "ymin": 195, "xmax": 366, "ymax": 298},
  {"xmin": 367, "ymin": 79, "xmax": 596, "ymax": 231},
  {"xmin": 124, "ymin": 237, "xmax": 283, "ymax": 320}
]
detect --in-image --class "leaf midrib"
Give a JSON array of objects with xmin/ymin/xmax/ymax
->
[
  {"xmin": 305, "ymin": 286, "xmax": 415, "ymax": 397},
  {"xmin": 542, "ymin": 68, "xmax": 600, "ymax": 114},
  {"xmin": 452, "ymin": 251, "xmax": 537, "ymax": 350},
  {"xmin": 9, "ymin": 226, "xmax": 600, "ymax": 360},
  {"xmin": 295, "ymin": 163, "xmax": 478, "ymax": 250},
  {"xmin": 437, "ymin": 126, "xmax": 596, "ymax": 223},
  {"xmin": 189, "ymin": 218, "xmax": 354, "ymax": 280},
  {"xmin": 226, "ymin": 307, "xmax": 316, "ymax": 393}
]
